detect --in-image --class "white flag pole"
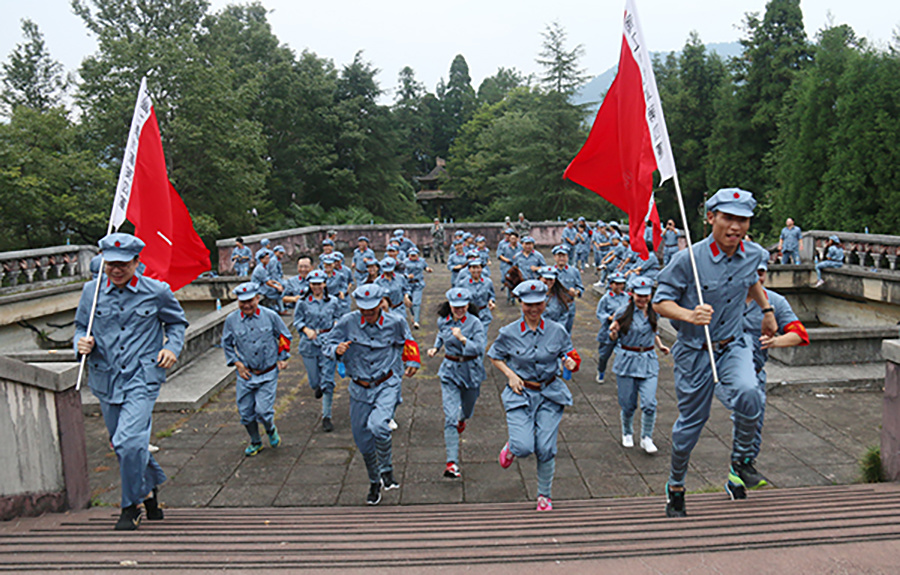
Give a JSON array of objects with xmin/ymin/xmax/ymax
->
[
  {"xmin": 75, "ymin": 78, "xmax": 152, "ymax": 391},
  {"xmin": 624, "ymin": 0, "xmax": 719, "ymax": 382}
]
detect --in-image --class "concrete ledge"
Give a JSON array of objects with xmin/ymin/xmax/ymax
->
[
  {"xmin": 883, "ymin": 339, "xmax": 900, "ymax": 365},
  {"xmin": 81, "ymin": 347, "xmax": 234, "ymax": 413}
]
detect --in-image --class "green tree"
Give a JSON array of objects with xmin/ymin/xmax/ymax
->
[
  {"xmin": 653, "ymin": 32, "xmax": 728, "ymax": 232},
  {"xmin": 0, "ymin": 107, "xmax": 112, "ymax": 249},
  {"xmin": 536, "ymin": 21, "xmax": 588, "ymax": 96},
  {"xmin": 434, "ymin": 54, "xmax": 476, "ymax": 157},
  {"xmin": 477, "ymin": 67, "xmax": 527, "ymax": 106},
  {"xmin": 393, "ymin": 66, "xmax": 436, "ymax": 182},
  {"xmin": 72, "ymin": 0, "xmax": 270, "ymax": 241},
  {"xmin": 707, "ymin": 0, "xmax": 810, "ymax": 233},
  {"xmin": 1, "ymin": 19, "xmax": 69, "ymax": 116}
]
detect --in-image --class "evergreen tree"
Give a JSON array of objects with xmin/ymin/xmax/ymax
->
[
  {"xmin": 0, "ymin": 19, "xmax": 69, "ymax": 116},
  {"xmin": 536, "ymin": 21, "xmax": 589, "ymax": 96}
]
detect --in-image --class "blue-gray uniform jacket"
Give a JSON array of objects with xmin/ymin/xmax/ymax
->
[
  {"xmin": 462, "ymin": 276, "xmax": 496, "ymax": 326},
  {"xmin": 292, "ymin": 293, "xmax": 343, "ymax": 356},
  {"xmin": 222, "ymin": 305, "xmax": 292, "ymax": 371},
  {"xmin": 432, "ymin": 312, "xmax": 486, "ymax": 388},
  {"xmin": 487, "ymin": 318, "xmax": 574, "ymax": 408},
  {"xmin": 321, "ymin": 310, "xmax": 420, "ymax": 404},
  {"xmin": 596, "ymin": 290, "xmax": 629, "ymax": 342},
  {"xmin": 632, "ymin": 252, "xmax": 660, "ymax": 282},
  {"xmin": 447, "ymin": 252, "xmax": 469, "ymax": 285},
  {"xmin": 231, "ymin": 246, "xmax": 252, "ymax": 269},
  {"xmin": 74, "ymin": 273, "xmax": 188, "ymax": 402},
  {"xmin": 780, "ymin": 227, "xmax": 802, "ymax": 251},
  {"xmin": 554, "ymin": 264, "xmax": 583, "ymax": 295},
  {"xmin": 825, "ymin": 245, "xmax": 844, "ymax": 263},
  {"xmin": 497, "ymin": 242, "xmax": 521, "ymax": 278},
  {"xmin": 605, "ymin": 244, "xmax": 625, "ymax": 268},
  {"xmin": 743, "ymin": 288, "xmax": 801, "ymax": 372},
  {"xmin": 513, "ymin": 250, "xmax": 546, "ymax": 281},
  {"xmin": 375, "ymin": 272, "xmax": 410, "ymax": 309},
  {"xmin": 282, "ymin": 275, "xmax": 307, "ymax": 301},
  {"xmin": 325, "ymin": 270, "xmax": 351, "ymax": 314},
  {"xmin": 353, "ymin": 247, "xmax": 376, "ymax": 277},
  {"xmin": 398, "ymin": 237, "xmax": 416, "ymax": 256},
  {"xmin": 266, "ymin": 256, "xmax": 284, "ymax": 281},
  {"xmin": 561, "ymin": 226, "xmax": 577, "ymax": 251},
  {"xmin": 612, "ymin": 307, "xmax": 659, "ymax": 378},
  {"xmin": 593, "ymin": 230, "xmax": 610, "ymax": 255},
  {"xmin": 652, "ymin": 236, "xmax": 767, "ymax": 349},
  {"xmin": 544, "ymin": 293, "xmax": 570, "ymax": 326},
  {"xmin": 251, "ymin": 263, "xmax": 278, "ymax": 299},
  {"xmin": 405, "ymin": 258, "xmax": 428, "ymax": 288},
  {"xmin": 663, "ymin": 229, "xmax": 680, "ymax": 249}
]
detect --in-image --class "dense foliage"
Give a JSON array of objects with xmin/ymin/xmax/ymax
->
[{"xmin": 0, "ymin": 0, "xmax": 897, "ymax": 253}]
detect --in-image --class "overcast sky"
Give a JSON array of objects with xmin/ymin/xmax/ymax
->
[{"xmin": 1, "ymin": 0, "xmax": 898, "ymax": 99}]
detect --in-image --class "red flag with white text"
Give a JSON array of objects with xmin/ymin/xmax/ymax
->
[
  {"xmin": 112, "ymin": 78, "xmax": 210, "ymax": 291},
  {"xmin": 564, "ymin": 0, "xmax": 674, "ymax": 259}
]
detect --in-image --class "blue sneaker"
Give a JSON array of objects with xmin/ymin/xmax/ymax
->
[
  {"xmin": 244, "ymin": 442, "xmax": 263, "ymax": 456},
  {"xmin": 268, "ymin": 427, "xmax": 281, "ymax": 448},
  {"xmin": 595, "ymin": 372, "xmax": 605, "ymax": 384}
]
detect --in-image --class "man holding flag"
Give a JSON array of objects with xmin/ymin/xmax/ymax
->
[
  {"xmin": 75, "ymin": 233, "xmax": 188, "ymax": 530},
  {"xmin": 73, "ymin": 77, "xmax": 209, "ymax": 529},
  {"xmin": 565, "ymin": 0, "xmax": 775, "ymax": 517}
]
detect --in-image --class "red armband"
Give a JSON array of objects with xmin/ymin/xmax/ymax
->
[
  {"xmin": 567, "ymin": 349, "xmax": 582, "ymax": 373},
  {"xmin": 402, "ymin": 339, "xmax": 421, "ymax": 363},
  {"xmin": 783, "ymin": 321, "xmax": 810, "ymax": 346},
  {"xmin": 277, "ymin": 333, "xmax": 291, "ymax": 354}
]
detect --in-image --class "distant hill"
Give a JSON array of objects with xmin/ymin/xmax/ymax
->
[{"xmin": 573, "ymin": 41, "xmax": 742, "ymax": 114}]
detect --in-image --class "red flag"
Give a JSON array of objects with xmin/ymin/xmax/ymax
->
[
  {"xmin": 116, "ymin": 79, "xmax": 210, "ymax": 291},
  {"xmin": 564, "ymin": 0, "xmax": 674, "ymax": 259}
]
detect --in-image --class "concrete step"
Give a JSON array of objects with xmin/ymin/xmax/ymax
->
[
  {"xmin": 80, "ymin": 347, "xmax": 234, "ymax": 413},
  {"xmin": 2, "ymin": 484, "xmax": 900, "ymax": 571}
]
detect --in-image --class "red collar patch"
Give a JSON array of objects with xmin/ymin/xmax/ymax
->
[
  {"xmin": 129, "ymin": 275, "xmax": 139, "ymax": 288},
  {"xmin": 710, "ymin": 242, "xmax": 721, "ymax": 257}
]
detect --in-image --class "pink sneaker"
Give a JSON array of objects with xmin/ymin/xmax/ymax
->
[
  {"xmin": 498, "ymin": 442, "xmax": 515, "ymax": 469},
  {"xmin": 536, "ymin": 495, "xmax": 553, "ymax": 511}
]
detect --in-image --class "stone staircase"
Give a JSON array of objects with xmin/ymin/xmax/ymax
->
[{"xmin": 3, "ymin": 484, "xmax": 900, "ymax": 571}]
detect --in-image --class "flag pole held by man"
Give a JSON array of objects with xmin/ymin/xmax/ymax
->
[
  {"xmin": 74, "ymin": 77, "xmax": 210, "ymax": 530},
  {"xmin": 564, "ymin": 0, "xmax": 776, "ymax": 518}
]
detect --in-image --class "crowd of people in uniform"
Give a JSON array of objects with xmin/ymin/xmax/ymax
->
[{"xmin": 76, "ymin": 187, "xmax": 819, "ymax": 530}]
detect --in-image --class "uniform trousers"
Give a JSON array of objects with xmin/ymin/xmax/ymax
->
[
  {"xmin": 236, "ymin": 369, "xmax": 278, "ymax": 437},
  {"xmin": 597, "ymin": 337, "xmax": 616, "ymax": 376},
  {"xmin": 410, "ymin": 283, "xmax": 424, "ymax": 323},
  {"xmin": 669, "ymin": 340, "xmax": 761, "ymax": 487},
  {"xmin": 233, "ymin": 262, "xmax": 249, "ymax": 276},
  {"xmin": 301, "ymin": 351, "xmax": 336, "ymax": 418},
  {"xmin": 663, "ymin": 246, "xmax": 679, "ymax": 267},
  {"xmin": 781, "ymin": 248, "xmax": 801, "ymax": 264},
  {"xmin": 815, "ymin": 260, "xmax": 841, "ymax": 281},
  {"xmin": 99, "ymin": 384, "xmax": 167, "ymax": 508},
  {"xmin": 350, "ymin": 378, "xmax": 401, "ymax": 483},
  {"xmin": 441, "ymin": 380, "xmax": 480, "ymax": 463},
  {"xmin": 617, "ymin": 375, "xmax": 658, "ymax": 439},
  {"xmin": 503, "ymin": 386, "xmax": 565, "ymax": 498}
]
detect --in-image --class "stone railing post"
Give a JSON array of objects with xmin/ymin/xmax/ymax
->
[{"xmin": 882, "ymin": 340, "xmax": 900, "ymax": 482}]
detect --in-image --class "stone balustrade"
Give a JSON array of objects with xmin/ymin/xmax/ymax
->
[
  {"xmin": 797, "ymin": 230, "xmax": 900, "ymax": 271},
  {"xmin": 0, "ymin": 245, "xmax": 97, "ymax": 294},
  {"xmin": 882, "ymin": 340, "xmax": 900, "ymax": 482}
]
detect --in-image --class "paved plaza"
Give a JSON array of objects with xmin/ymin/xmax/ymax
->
[{"xmin": 84, "ymin": 253, "xmax": 883, "ymax": 509}]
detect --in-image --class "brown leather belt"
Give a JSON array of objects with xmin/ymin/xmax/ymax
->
[
  {"xmin": 701, "ymin": 336, "xmax": 735, "ymax": 352},
  {"xmin": 317, "ymin": 327, "xmax": 332, "ymax": 334},
  {"xmin": 445, "ymin": 354, "xmax": 478, "ymax": 362},
  {"xmin": 521, "ymin": 376, "xmax": 555, "ymax": 391},
  {"xmin": 622, "ymin": 345, "xmax": 654, "ymax": 352},
  {"xmin": 249, "ymin": 364, "xmax": 277, "ymax": 376},
  {"xmin": 353, "ymin": 370, "xmax": 394, "ymax": 389},
  {"xmin": 391, "ymin": 302, "xmax": 403, "ymax": 309},
  {"xmin": 476, "ymin": 305, "xmax": 487, "ymax": 311}
]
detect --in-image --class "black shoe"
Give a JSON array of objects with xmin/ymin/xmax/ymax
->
[
  {"xmin": 114, "ymin": 504, "xmax": 142, "ymax": 531},
  {"xmin": 381, "ymin": 470, "xmax": 400, "ymax": 491},
  {"xmin": 143, "ymin": 488, "xmax": 164, "ymax": 520},
  {"xmin": 322, "ymin": 417, "xmax": 334, "ymax": 432},
  {"xmin": 665, "ymin": 483, "xmax": 687, "ymax": 518},
  {"xmin": 729, "ymin": 458, "xmax": 768, "ymax": 490},
  {"xmin": 315, "ymin": 386, "xmax": 324, "ymax": 399},
  {"xmin": 366, "ymin": 482, "xmax": 382, "ymax": 505},
  {"xmin": 725, "ymin": 480, "xmax": 747, "ymax": 501}
]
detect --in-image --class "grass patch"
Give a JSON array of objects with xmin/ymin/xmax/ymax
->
[
  {"xmin": 155, "ymin": 429, "xmax": 174, "ymax": 439},
  {"xmin": 859, "ymin": 445, "xmax": 885, "ymax": 483}
]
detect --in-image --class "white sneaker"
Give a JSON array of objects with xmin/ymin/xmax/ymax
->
[
  {"xmin": 148, "ymin": 443, "xmax": 160, "ymax": 453},
  {"xmin": 640, "ymin": 437, "xmax": 658, "ymax": 454},
  {"xmin": 814, "ymin": 279, "xmax": 825, "ymax": 288},
  {"xmin": 388, "ymin": 418, "xmax": 398, "ymax": 431},
  {"xmin": 622, "ymin": 434, "xmax": 634, "ymax": 448}
]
